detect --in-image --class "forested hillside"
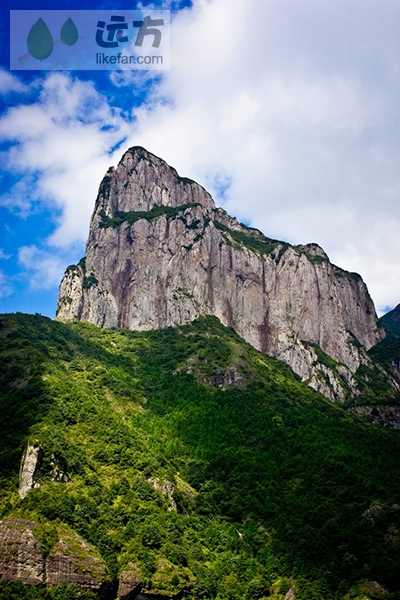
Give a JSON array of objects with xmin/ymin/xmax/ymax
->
[{"xmin": 1, "ymin": 314, "xmax": 400, "ymax": 600}]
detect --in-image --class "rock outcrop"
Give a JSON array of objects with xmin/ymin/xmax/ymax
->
[
  {"xmin": 117, "ymin": 563, "xmax": 142, "ymax": 599},
  {"xmin": 0, "ymin": 519, "xmax": 44, "ymax": 585},
  {"xmin": 46, "ymin": 528, "xmax": 109, "ymax": 592},
  {"xmin": 57, "ymin": 146, "xmax": 384, "ymax": 401},
  {"xmin": 0, "ymin": 519, "xmax": 108, "ymax": 593},
  {"xmin": 149, "ymin": 477, "xmax": 177, "ymax": 512},
  {"xmin": 18, "ymin": 443, "xmax": 70, "ymax": 499},
  {"xmin": 19, "ymin": 443, "xmax": 42, "ymax": 499}
]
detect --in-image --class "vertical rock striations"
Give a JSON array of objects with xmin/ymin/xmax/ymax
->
[
  {"xmin": 0, "ymin": 520, "xmax": 109, "ymax": 593},
  {"xmin": 57, "ymin": 146, "xmax": 384, "ymax": 401}
]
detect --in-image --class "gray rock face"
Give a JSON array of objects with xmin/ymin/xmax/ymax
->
[
  {"xmin": 57, "ymin": 146, "xmax": 384, "ymax": 401},
  {"xmin": 0, "ymin": 519, "xmax": 44, "ymax": 585},
  {"xmin": 351, "ymin": 405, "xmax": 400, "ymax": 429},
  {"xmin": 46, "ymin": 531, "xmax": 108, "ymax": 591},
  {"xmin": 117, "ymin": 563, "xmax": 142, "ymax": 599},
  {"xmin": 0, "ymin": 519, "xmax": 108, "ymax": 592},
  {"xmin": 19, "ymin": 443, "xmax": 42, "ymax": 499}
]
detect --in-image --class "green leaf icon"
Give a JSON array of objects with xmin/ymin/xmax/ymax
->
[
  {"xmin": 61, "ymin": 18, "xmax": 79, "ymax": 46},
  {"xmin": 27, "ymin": 18, "xmax": 54, "ymax": 60}
]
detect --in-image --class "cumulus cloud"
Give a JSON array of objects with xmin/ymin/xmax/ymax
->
[
  {"xmin": 0, "ymin": 175, "xmax": 40, "ymax": 216},
  {"xmin": 0, "ymin": 73, "xmax": 130, "ymax": 246},
  {"xmin": 0, "ymin": 68, "xmax": 28, "ymax": 95},
  {"xmin": 18, "ymin": 245, "xmax": 71, "ymax": 290},
  {"xmin": 123, "ymin": 0, "xmax": 400, "ymax": 312},
  {"xmin": 1, "ymin": 0, "xmax": 400, "ymax": 313}
]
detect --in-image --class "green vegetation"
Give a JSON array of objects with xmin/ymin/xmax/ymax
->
[
  {"xmin": 305, "ymin": 254, "xmax": 327, "ymax": 265},
  {"xmin": 370, "ymin": 334, "xmax": 400, "ymax": 367},
  {"xmin": 82, "ymin": 274, "xmax": 98, "ymax": 290},
  {"xmin": 353, "ymin": 307, "xmax": 400, "ymax": 406},
  {"xmin": 99, "ymin": 203, "xmax": 200, "ymax": 229},
  {"xmin": 353, "ymin": 362, "xmax": 398, "ymax": 406},
  {"xmin": 65, "ymin": 257, "xmax": 86, "ymax": 279},
  {"xmin": 333, "ymin": 266, "xmax": 363, "ymax": 282},
  {"xmin": 214, "ymin": 221, "xmax": 288, "ymax": 257},
  {"xmin": 374, "ymin": 306, "xmax": 400, "ymax": 365},
  {"xmin": 1, "ymin": 313, "xmax": 400, "ymax": 599},
  {"xmin": 305, "ymin": 341, "xmax": 339, "ymax": 371},
  {"xmin": 65, "ymin": 264, "xmax": 81, "ymax": 275},
  {"xmin": 213, "ymin": 221, "xmax": 333, "ymax": 270},
  {"xmin": 379, "ymin": 305, "xmax": 400, "ymax": 339},
  {"xmin": 0, "ymin": 581, "xmax": 97, "ymax": 600}
]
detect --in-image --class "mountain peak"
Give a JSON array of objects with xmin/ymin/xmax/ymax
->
[
  {"xmin": 95, "ymin": 145, "xmax": 215, "ymax": 216},
  {"xmin": 120, "ymin": 145, "xmax": 165, "ymax": 165},
  {"xmin": 57, "ymin": 147, "xmax": 384, "ymax": 402}
]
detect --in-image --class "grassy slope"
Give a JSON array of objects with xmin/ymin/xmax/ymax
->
[{"xmin": 1, "ymin": 314, "xmax": 400, "ymax": 600}]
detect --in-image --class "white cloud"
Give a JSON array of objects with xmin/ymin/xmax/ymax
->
[
  {"xmin": 121, "ymin": 0, "xmax": 400, "ymax": 313},
  {"xmin": 109, "ymin": 70, "xmax": 159, "ymax": 89},
  {"xmin": 0, "ymin": 175, "xmax": 39, "ymax": 216},
  {"xmin": 18, "ymin": 245, "xmax": 70, "ymax": 290},
  {"xmin": 1, "ymin": 0, "xmax": 400, "ymax": 313},
  {"xmin": 0, "ymin": 68, "xmax": 28, "ymax": 95},
  {"xmin": 0, "ymin": 73, "xmax": 130, "ymax": 246},
  {"xmin": 0, "ymin": 271, "xmax": 12, "ymax": 298}
]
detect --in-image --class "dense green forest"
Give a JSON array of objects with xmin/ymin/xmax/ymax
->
[{"xmin": 1, "ymin": 313, "xmax": 400, "ymax": 600}]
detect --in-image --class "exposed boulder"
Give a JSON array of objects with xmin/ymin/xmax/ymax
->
[
  {"xmin": 209, "ymin": 366, "xmax": 246, "ymax": 389},
  {"xmin": 18, "ymin": 443, "xmax": 70, "ymax": 500},
  {"xmin": 351, "ymin": 405, "xmax": 400, "ymax": 429}
]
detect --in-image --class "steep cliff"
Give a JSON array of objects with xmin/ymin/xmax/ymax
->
[{"xmin": 57, "ymin": 146, "xmax": 384, "ymax": 401}]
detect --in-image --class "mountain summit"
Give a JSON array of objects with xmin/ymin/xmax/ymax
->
[{"xmin": 57, "ymin": 146, "xmax": 385, "ymax": 402}]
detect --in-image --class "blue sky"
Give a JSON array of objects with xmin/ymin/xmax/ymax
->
[{"xmin": 1, "ymin": 0, "xmax": 399, "ymax": 318}]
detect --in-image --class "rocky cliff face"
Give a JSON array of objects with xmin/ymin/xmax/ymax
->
[
  {"xmin": 57, "ymin": 146, "xmax": 384, "ymax": 401},
  {"xmin": 0, "ymin": 519, "xmax": 109, "ymax": 593}
]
